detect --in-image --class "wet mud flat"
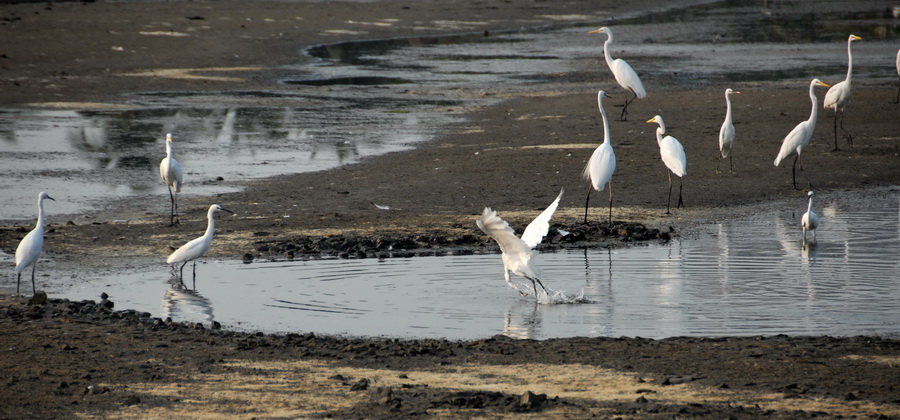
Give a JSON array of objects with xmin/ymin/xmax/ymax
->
[{"xmin": 2, "ymin": 295, "xmax": 899, "ymax": 419}]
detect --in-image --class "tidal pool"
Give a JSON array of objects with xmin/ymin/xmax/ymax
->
[{"xmin": 58, "ymin": 194, "xmax": 900, "ymax": 340}]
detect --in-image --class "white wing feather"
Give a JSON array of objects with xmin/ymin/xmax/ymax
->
[{"xmin": 521, "ymin": 188, "xmax": 564, "ymax": 249}]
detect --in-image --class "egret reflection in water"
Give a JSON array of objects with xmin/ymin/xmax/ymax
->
[{"xmin": 162, "ymin": 276, "xmax": 215, "ymax": 325}]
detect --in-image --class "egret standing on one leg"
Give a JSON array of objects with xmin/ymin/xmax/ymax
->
[
  {"xmin": 160, "ymin": 133, "xmax": 184, "ymax": 226},
  {"xmin": 801, "ymin": 191, "xmax": 819, "ymax": 243},
  {"xmin": 646, "ymin": 115, "xmax": 687, "ymax": 214},
  {"xmin": 588, "ymin": 27, "xmax": 647, "ymax": 121},
  {"xmin": 476, "ymin": 189, "xmax": 563, "ymax": 300},
  {"xmin": 583, "ymin": 90, "xmax": 616, "ymax": 225},
  {"xmin": 717, "ymin": 88, "xmax": 740, "ymax": 173},
  {"xmin": 774, "ymin": 79, "xmax": 830, "ymax": 190},
  {"xmin": 823, "ymin": 34, "xmax": 862, "ymax": 150},
  {"xmin": 14, "ymin": 192, "xmax": 55, "ymax": 296},
  {"xmin": 167, "ymin": 204, "xmax": 233, "ymax": 282}
]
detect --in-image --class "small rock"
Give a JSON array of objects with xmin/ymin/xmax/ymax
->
[
  {"xmin": 30, "ymin": 291, "xmax": 48, "ymax": 305},
  {"xmin": 122, "ymin": 395, "xmax": 141, "ymax": 406},
  {"xmin": 350, "ymin": 378, "xmax": 370, "ymax": 391},
  {"xmin": 519, "ymin": 390, "xmax": 547, "ymax": 408}
]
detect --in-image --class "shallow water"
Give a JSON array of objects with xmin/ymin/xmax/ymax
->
[
  {"xmin": 58, "ymin": 195, "xmax": 900, "ymax": 340},
  {"xmin": 1, "ymin": 1, "xmax": 896, "ymax": 219}
]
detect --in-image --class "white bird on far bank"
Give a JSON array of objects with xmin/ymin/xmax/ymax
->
[
  {"xmin": 476, "ymin": 189, "xmax": 563, "ymax": 300},
  {"xmin": 160, "ymin": 133, "xmax": 184, "ymax": 226},
  {"xmin": 583, "ymin": 90, "xmax": 616, "ymax": 225},
  {"xmin": 588, "ymin": 27, "xmax": 647, "ymax": 121},
  {"xmin": 802, "ymin": 191, "xmax": 819, "ymax": 243},
  {"xmin": 894, "ymin": 49, "xmax": 900, "ymax": 104},
  {"xmin": 167, "ymin": 204, "xmax": 233, "ymax": 282},
  {"xmin": 646, "ymin": 115, "xmax": 687, "ymax": 214},
  {"xmin": 718, "ymin": 88, "xmax": 740, "ymax": 173},
  {"xmin": 14, "ymin": 192, "xmax": 55, "ymax": 296},
  {"xmin": 823, "ymin": 34, "xmax": 862, "ymax": 150},
  {"xmin": 774, "ymin": 79, "xmax": 830, "ymax": 190}
]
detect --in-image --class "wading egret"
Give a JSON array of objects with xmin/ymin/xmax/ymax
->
[
  {"xmin": 583, "ymin": 90, "xmax": 616, "ymax": 225},
  {"xmin": 894, "ymin": 49, "xmax": 900, "ymax": 104},
  {"xmin": 14, "ymin": 192, "xmax": 55, "ymax": 296},
  {"xmin": 801, "ymin": 191, "xmax": 819, "ymax": 242},
  {"xmin": 823, "ymin": 34, "xmax": 862, "ymax": 150},
  {"xmin": 717, "ymin": 88, "xmax": 740, "ymax": 173},
  {"xmin": 588, "ymin": 27, "xmax": 647, "ymax": 121},
  {"xmin": 160, "ymin": 133, "xmax": 184, "ymax": 226},
  {"xmin": 476, "ymin": 189, "xmax": 563, "ymax": 299},
  {"xmin": 774, "ymin": 79, "xmax": 830, "ymax": 190},
  {"xmin": 167, "ymin": 204, "xmax": 233, "ymax": 281},
  {"xmin": 646, "ymin": 115, "xmax": 687, "ymax": 214}
]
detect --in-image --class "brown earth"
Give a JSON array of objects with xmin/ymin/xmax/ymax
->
[{"xmin": 1, "ymin": 0, "xmax": 899, "ymax": 418}]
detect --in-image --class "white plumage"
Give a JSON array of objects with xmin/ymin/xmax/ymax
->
[
  {"xmin": 589, "ymin": 27, "xmax": 647, "ymax": 121},
  {"xmin": 168, "ymin": 204, "xmax": 233, "ymax": 280},
  {"xmin": 823, "ymin": 34, "xmax": 862, "ymax": 150},
  {"xmin": 646, "ymin": 115, "xmax": 687, "ymax": 214},
  {"xmin": 160, "ymin": 133, "xmax": 185, "ymax": 225},
  {"xmin": 14, "ymin": 191, "xmax": 55, "ymax": 295},
  {"xmin": 774, "ymin": 79, "xmax": 830, "ymax": 190},
  {"xmin": 718, "ymin": 88, "xmax": 740, "ymax": 173},
  {"xmin": 801, "ymin": 191, "xmax": 820, "ymax": 242},
  {"xmin": 476, "ymin": 189, "xmax": 563, "ymax": 298},
  {"xmin": 582, "ymin": 90, "xmax": 616, "ymax": 224}
]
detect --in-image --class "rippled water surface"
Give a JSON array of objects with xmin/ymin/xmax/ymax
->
[{"xmin": 60, "ymin": 196, "xmax": 900, "ymax": 340}]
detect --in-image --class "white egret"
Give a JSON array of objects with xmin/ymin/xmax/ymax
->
[
  {"xmin": 476, "ymin": 189, "xmax": 563, "ymax": 299},
  {"xmin": 774, "ymin": 79, "xmax": 830, "ymax": 190},
  {"xmin": 583, "ymin": 90, "xmax": 616, "ymax": 225},
  {"xmin": 588, "ymin": 27, "xmax": 647, "ymax": 121},
  {"xmin": 894, "ymin": 49, "xmax": 900, "ymax": 104},
  {"xmin": 801, "ymin": 191, "xmax": 819, "ymax": 242},
  {"xmin": 167, "ymin": 204, "xmax": 233, "ymax": 281},
  {"xmin": 160, "ymin": 133, "xmax": 184, "ymax": 226},
  {"xmin": 14, "ymin": 192, "xmax": 55, "ymax": 296},
  {"xmin": 823, "ymin": 34, "xmax": 862, "ymax": 150},
  {"xmin": 646, "ymin": 115, "xmax": 687, "ymax": 214},
  {"xmin": 717, "ymin": 88, "xmax": 740, "ymax": 173}
]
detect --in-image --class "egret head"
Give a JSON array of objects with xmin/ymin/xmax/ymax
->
[
  {"xmin": 811, "ymin": 78, "xmax": 830, "ymax": 88},
  {"xmin": 725, "ymin": 88, "xmax": 740, "ymax": 95},
  {"xmin": 210, "ymin": 204, "xmax": 234, "ymax": 215},
  {"xmin": 807, "ymin": 191, "xmax": 814, "ymax": 198},
  {"xmin": 849, "ymin": 34, "xmax": 861, "ymax": 42},
  {"xmin": 38, "ymin": 191, "xmax": 55, "ymax": 202},
  {"xmin": 166, "ymin": 133, "xmax": 174, "ymax": 143}
]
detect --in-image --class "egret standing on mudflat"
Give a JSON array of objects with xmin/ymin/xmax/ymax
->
[
  {"xmin": 14, "ymin": 192, "xmax": 55, "ymax": 296},
  {"xmin": 476, "ymin": 189, "xmax": 563, "ymax": 299},
  {"xmin": 583, "ymin": 90, "xmax": 616, "ymax": 225},
  {"xmin": 167, "ymin": 204, "xmax": 233, "ymax": 281},
  {"xmin": 589, "ymin": 27, "xmax": 647, "ymax": 121},
  {"xmin": 717, "ymin": 88, "xmax": 740, "ymax": 173},
  {"xmin": 823, "ymin": 34, "xmax": 862, "ymax": 150},
  {"xmin": 774, "ymin": 79, "xmax": 830, "ymax": 190},
  {"xmin": 160, "ymin": 133, "xmax": 184, "ymax": 226},
  {"xmin": 801, "ymin": 191, "xmax": 819, "ymax": 243},
  {"xmin": 894, "ymin": 49, "xmax": 900, "ymax": 104},
  {"xmin": 646, "ymin": 115, "xmax": 687, "ymax": 214}
]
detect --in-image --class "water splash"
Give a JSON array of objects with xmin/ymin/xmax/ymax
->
[{"xmin": 538, "ymin": 288, "xmax": 589, "ymax": 305}]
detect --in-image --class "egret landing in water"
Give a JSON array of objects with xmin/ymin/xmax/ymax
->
[
  {"xmin": 774, "ymin": 79, "xmax": 830, "ymax": 190},
  {"xmin": 167, "ymin": 204, "xmax": 233, "ymax": 285},
  {"xmin": 588, "ymin": 27, "xmax": 647, "ymax": 121},
  {"xmin": 476, "ymin": 189, "xmax": 563, "ymax": 300},
  {"xmin": 801, "ymin": 191, "xmax": 820, "ymax": 244},
  {"xmin": 14, "ymin": 192, "xmax": 55, "ymax": 296},
  {"xmin": 646, "ymin": 115, "xmax": 687, "ymax": 214},
  {"xmin": 823, "ymin": 34, "xmax": 862, "ymax": 151}
]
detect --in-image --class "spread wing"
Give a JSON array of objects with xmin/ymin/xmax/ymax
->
[
  {"xmin": 521, "ymin": 188, "xmax": 564, "ymax": 249},
  {"xmin": 477, "ymin": 207, "xmax": 532, "ymax": 257}
]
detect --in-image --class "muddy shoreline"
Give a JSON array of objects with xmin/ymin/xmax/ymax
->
[{"xmin": 1, "ymin": 0, "xmax": 899, "ymax": 418}]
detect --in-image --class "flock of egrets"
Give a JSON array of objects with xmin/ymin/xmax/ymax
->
[
  {"xmin": 11, "ymin": 27, "xmax": 900, "ymax": 301},
  {"xmin": 475, "ymin": 28, "xmax": 897, "ymax": 300}
]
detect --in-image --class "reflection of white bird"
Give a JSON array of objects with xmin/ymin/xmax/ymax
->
[
  {"xmin": 823, "ymin": 34, "xmax": 862, "ymax": 150},
  {"xmin": 802, "ymin": 191, "xmax": 819, "ymax": 242},
  {"xmin": 167, "ymin": 204, "xmax": 233, "ymax": 280},
  {"xmin": 646, "ymin": 115, "xmax": 687, "ymax": 214},
  {"xmin": 14, "ymin": 192, "xmax": 55, "ymax": 296},
  {"xmin": 159, "ymin": 133, "xmax": 184, "ymax": 226},
  {"xmin": 774, "ymin": 79, "xmax": 830, "ymax": 190},
  {"xmin": 589, "ymin": 27, "xmax": 647, "ymax": 121},
  {"xmin": 476, "ymin": 189, "xmax": 563, "ymax": 299},
  {"xmin": 894, "ymin": 49, "xmax": 900, "ymax": 104},
  {"xmin": 718, "ymin": 88, "xmax": 740, "ymax": 173},
  {"xmin": 583, "ymin": 90, "xmax": 616, "ymax": 225}
]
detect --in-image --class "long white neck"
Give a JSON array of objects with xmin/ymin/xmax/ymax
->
[
  {"xmin": 166, "ymin": 141, "xmax": 175, "ymax": 159},
  {"xmin": 598, "ymin": 96, "xmax": 611, "ymax": 145},
  {"xmin": 35, "ymin": 197, "xmax": 47, "ymax": 231},
  {"xmin": 724, "ymin": 93, "xmax": 734, "ymax": 124},
  {"xmin": 807, "ymin": 81, "xmax": 820, "ymax": 123},
  {"xmin": 807, "ymin": 196, "xmax": 814, "ymax": 214},
  {"xmin": 845, "ymin": 38, "xmax": 854, "ymax": 82},
  {"xmin": 603, "ymin": 36, "xmax": 615, "ymax": 70},
  {"xmin": 204, "ymin": 209, "xmax": 217, "ymax": 239}
]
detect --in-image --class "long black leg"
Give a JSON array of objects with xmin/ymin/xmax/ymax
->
[
  {"xmin": 677, "ymin": 178, "xmax": 684, "ymax": 209},
  {"xmin": 840, "ymin": 109, "xmax": 852, "ymax": 147},
  {"xmin": 666, "ymin": 171, "xmax": 673, "ymax": 214},
  {"xmin": 895, "ymin": 77, "xmax": 900, "ymax": 104},
  {"xmin": 31, "ymin": 263, "xmax": 36, "ymax": 295},
  {"xmin": 583, "ymin": 184, "xmax": 592, "ymax": 224},
  {"xmin": 832, "ymin": 112, "xmax": 840, "ymax": 151},
  {"xmin": 179, "ymin": 261, "xmax": 188, "ymax": 279},
  {"xmin": 620, "ymin": 89, "xmax": 637, "ymax": 121},
  {"xmin": 16, "ymin": 272, "xmax": 21, "ymax": 296},
  {"xmin": 791, "ymin": 155, "xmax": 800, "ymax": 190},
  {"xmin": 607, "ymin": 182, "xmax": 613, "ymax": 226}
]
